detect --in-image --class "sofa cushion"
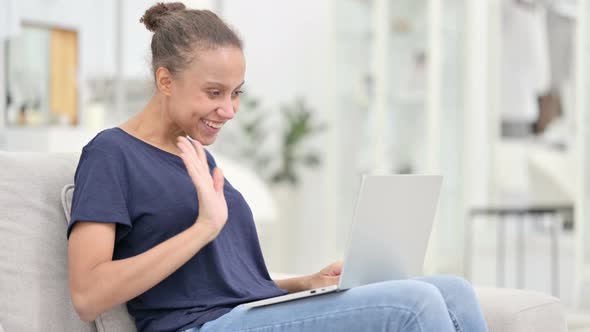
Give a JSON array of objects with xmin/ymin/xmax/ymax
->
[
  {"xmin": 0, "ymin": 152, "xmax": 95, "ymax": 332},
  {"xmin": 476, "ymin": 287, "xmax": 567, "ymax": 332},
  {"xmin": 62, "ymin": 183, "xmax": 136, "ymax": 332}
]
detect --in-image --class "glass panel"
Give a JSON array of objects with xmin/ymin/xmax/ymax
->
[
  {"xmin": 387, "ymin": 0, "xmax": 428, "ymax": 174},
  {"xmin": 431, "ymin": 0, "xmax": 466, "ymax": 273},
  {"xmin": 4, "ymin": 25, "xmax": 78, "ymax": 127},
  {"xmin": 5, "ymin": 26, "xmax": 50, "ymax": 126}
]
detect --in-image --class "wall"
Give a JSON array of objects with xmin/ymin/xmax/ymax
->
[{"xmin": 223, "ymin": 0, "xmax": 337, "ymax": 274}]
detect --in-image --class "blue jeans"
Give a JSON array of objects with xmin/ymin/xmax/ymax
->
[{"xmin": 183, "ymin": 275, "xmax": 488, "ymax": 332}]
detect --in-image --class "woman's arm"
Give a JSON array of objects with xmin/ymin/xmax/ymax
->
[
  {"xmin": 273, "ymin": 276, "xmax": 312, "ymax": 293},
  {"xmin": 69, "ymin": 136, "xmax": 227, "ymax": 322},
  {"xmin": 273, "ymin": 261, "xmax": 343, "ymax": 293},
  {"xmin": 68, "ymin": 219, "xmax": 217, "ymax": 322}
]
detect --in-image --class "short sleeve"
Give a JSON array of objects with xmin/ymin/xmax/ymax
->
[{"xmin": 67, "ymin": 146, "xmax": 132, "ymax": 240}]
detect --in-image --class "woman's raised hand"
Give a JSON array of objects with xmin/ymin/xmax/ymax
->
[{"xmin": 177, "ymin": 136, "xmax": 228, "ymax": 239}]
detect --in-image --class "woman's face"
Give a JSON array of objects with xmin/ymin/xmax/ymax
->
[{"xmin": 167, "ymin": 46, "xmax": 246, "ymax": 146}]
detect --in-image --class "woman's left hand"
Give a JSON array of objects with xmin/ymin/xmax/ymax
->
[{"xmin": 307, "ymin": 261, "xmax": 343, "ymax": 289}]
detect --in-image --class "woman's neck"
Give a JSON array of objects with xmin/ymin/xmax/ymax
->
[{"xmin": 120, "ymin": 95, "xmax": 184, "ymax": 154}]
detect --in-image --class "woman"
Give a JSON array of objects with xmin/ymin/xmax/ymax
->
[{"xmin": 67, "ymin": 2, "xmax": 489, "ymax": 332}]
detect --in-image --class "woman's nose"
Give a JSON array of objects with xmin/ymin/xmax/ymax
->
[{"xmin": 216, "ymin": 103, "xmax": 235, "ymax": 120}]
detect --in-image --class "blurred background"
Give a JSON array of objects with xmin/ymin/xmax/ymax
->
[{"xmin": 1, "ymin": 0, "xmax": 590, "ymax": 328}]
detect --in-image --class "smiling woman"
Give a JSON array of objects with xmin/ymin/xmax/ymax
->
[
  {"xmin": 66, "ymin": 2, "xmax": 488, "ymax": 332},
  {"xmin": 121, "ymin": 2, "xmax": 245, "ymax": 148}
]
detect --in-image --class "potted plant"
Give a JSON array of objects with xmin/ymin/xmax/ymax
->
[{"xmin": 219, "ymin": 95, "xmax": 327, "ymax": 187}]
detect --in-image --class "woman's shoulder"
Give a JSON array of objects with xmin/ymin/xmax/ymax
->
[
  {"xmin": 82, "ymin": 127, "xmax": 128, "ymax": 156},
  {"xmin": 75, "ymin": 128, "xmax": 131, "ymax": 179}
]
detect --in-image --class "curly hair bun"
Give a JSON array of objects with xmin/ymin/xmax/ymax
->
[{"xmin": 140, "ymin": 2, "xmax": 186, "ymax": 32}]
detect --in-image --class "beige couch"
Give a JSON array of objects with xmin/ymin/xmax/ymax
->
[{"xmin": 0, "ymin": 152, "xmax": 568, "ymax": 332}]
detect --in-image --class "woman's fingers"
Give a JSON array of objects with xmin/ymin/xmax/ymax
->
[
  {"xmin": 178, "ymin": 150, "xmax": 201, "ymax": 184},
  {"xmin": 177, "ymin": 137, "xmax": 209, "ymax": 187},
  {"xmin": 177, "ymin": 138, "xmax": 206, "ymax": 172},
  {"xmin": 176, "ymin": 136, "xmax": 221, "ymax": 195},
  {"xmin": 212, "ymin": 167, "xmax": 225, "ymax": 193},
  {"xmin": 320, "ymin": 261, "xmax": 343, "ymax": 276},
  {"xmin": 187, "ymin": 136, "xmax": 208, "ymax": 166},
  {"xmin": 176, "ymin": 137, "xmax": 228, "ymax": 234},
  {"xmin": 178, "ymin": 137, "xmax": 208, "ymax": 173}
]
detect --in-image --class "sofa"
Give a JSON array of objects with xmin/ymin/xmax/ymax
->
[{"xmin": 0, "ymin": 152, "xmax": 569, "ymax": 332}]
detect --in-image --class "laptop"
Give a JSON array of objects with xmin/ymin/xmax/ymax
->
[{"xmin": 244, "ymin": 174, "xmax": 443, "ymax": 308}]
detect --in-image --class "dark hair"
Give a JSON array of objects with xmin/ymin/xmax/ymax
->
[{"xmin": 140, "ymin": 2, "xmax": 243, "ymax": 79}]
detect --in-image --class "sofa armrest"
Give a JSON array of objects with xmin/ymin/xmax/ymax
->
[{"xmin": 475, "ymin": 287, "xmax": 567, "ymax": 332}]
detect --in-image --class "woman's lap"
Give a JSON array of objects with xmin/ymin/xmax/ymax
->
[
  {"xmin": 416, "ymin": 275, "xmax": 488, "ymax": 332},
  {"xmin": 182, "ymin": 275, "xmax": 488, "ymax": 332}
]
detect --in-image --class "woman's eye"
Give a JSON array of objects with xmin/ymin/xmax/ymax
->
[
  {"xmin": 208, "ymin": 90, "xmax": 221, "ymax": 97},
  {"xmin": 232, "ymin": 90, "xmax": 244, "ymax": 97}
]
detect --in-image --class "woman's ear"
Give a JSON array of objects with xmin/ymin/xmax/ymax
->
[{"xmin": 155, "ymin": 67, "xmax": 174, "ymax": 96}]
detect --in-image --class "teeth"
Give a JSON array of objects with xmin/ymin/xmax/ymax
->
[{"xmin": 203, "ymin": 120, "xmax": 223, "ymax": 129}]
